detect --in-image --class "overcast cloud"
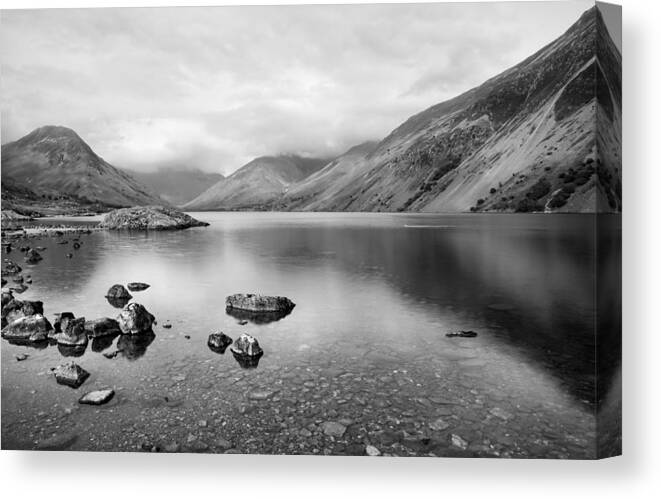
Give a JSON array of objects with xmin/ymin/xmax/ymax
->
[{"xmin": 1, "ymin": 2, "xmax": 594, "ymax": 175}]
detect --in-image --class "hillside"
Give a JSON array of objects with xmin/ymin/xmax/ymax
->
[
  {"xmin": 1, "ymin": 126, "xmax": 163, "ymax": 212},
  {"xmin": 277, "ymin": 6, "xmax": 621, "ymax": 213},
  {"xmin": 127, "ymin": 168, "xmax": 224, "ymax": 206},
  {"xmin": 183, "ymin": 155, "xmax": 329, "ymax": 211}
]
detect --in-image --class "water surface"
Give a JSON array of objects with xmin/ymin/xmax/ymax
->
[{"xmin": 1, "ymin": 212, "xmax": 621, "ymax": 457}]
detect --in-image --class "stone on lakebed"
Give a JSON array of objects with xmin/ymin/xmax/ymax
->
[
  {"xmin": 99, "ymin": 206, "xmax": 209, "ymax": 231},
  {"xmin": 207, "ymin": 331, "xmax": 233, "ymax": 354},
  {"xmin": 53, "ymin": 361, "xmax": 90, "ymax": 388},
  {"xmin": 127, "ymin": 282, "xmax": 150, "ymax": 292},
  {"xmin": 79, "ymin": 389, "xmax": 115, "ymax": 405}
]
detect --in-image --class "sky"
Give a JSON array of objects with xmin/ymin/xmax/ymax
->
[{"xmin": 0, "ymin": 1, "xmax": 601, "ymax": 175}]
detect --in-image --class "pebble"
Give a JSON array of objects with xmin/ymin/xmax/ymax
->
[
  {"xmin": 450, "ymin": 434, "xmax": 469, "ymax": 450},
  {"xmin": 321, "ymin": 421, "xmax": 347, "ymax": 438},
  {"xmin": 365, "ymin": 445, "xmax": 381, "ymax": 456},
  {"xmin": 15, "ymin": 353, "xmax": 29, "ymax": 361}
]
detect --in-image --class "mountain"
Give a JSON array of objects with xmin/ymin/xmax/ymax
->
[
  {"xmin": 183, "ymin": 155, "xmax": 329, "ymax": 211},
  {"xmin": 277, "ymin": 6, "xmax": 620, "ymax": 213},
  {"xmin": 1, "ymin": 126, "xmax": 163, "ymax": 211},
  {"xmin": 126, "ymin": 168, "xmax": 224, "ymax": 206}
]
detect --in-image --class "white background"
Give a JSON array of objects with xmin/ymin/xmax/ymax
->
[{"xmin": 0, "ymin": 0, "xmax": 658, "ymax": 497}]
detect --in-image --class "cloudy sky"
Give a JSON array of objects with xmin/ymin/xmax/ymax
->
[{"xmin": 1, "ymin": 1, "xmax": 597, "ymax": 175}]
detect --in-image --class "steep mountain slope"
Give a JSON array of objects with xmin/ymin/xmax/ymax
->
[
  {"xmin": 1, "ymin": 126, "xmax": 163, "ymax": 209},
  {"xmin": 280, "ymin": 6, "xmax": 621, "ymax": 213},
  {"xmin": 127, "ymin": 168, "xmax": 224, "ymax": 206},
  {"xmin": 183, "ymin": 155, "xmax": 329, "ymax": 210}
]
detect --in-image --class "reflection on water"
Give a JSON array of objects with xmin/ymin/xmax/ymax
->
[
  {"xmin": 1, "ymin": 212, "xmax": 620, "ymax": 457},
  {"xmin": 225, "ymin": 306, "xmax": 293, "ymax": 325}
]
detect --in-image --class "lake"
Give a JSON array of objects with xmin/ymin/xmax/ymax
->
[{"xmin": 1, "ymin": 212, "xmax": 621, "ymax": 457}]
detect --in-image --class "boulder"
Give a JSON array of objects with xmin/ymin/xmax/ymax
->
[
  {"xmin": 24, "ymin": 249, "xmax": 43, "ymax": 264},
  {"xmin": 2, "ymin": 260, "xmax": 22, "ymax": 275},
  {"xmin": 106, "ymin": 284, "xmax": 132, "ymax": 300},
  {"xmin": 1, "ymin": 290, "xmax": 13, "ymax": 308},
  {"xmin": 207, "ymin": 332, "xmax": 233, "ymax": 354},
  {"xmin": 127, "ymin": 282, "xmax": 150, "ymax": 292},
  {"xmin": 53, "ymin": 362, "xmax": 89, "ymax": 388},
  {"xmin": 84, "ymin": 317, "xmax": 121, "ymax": 338},
  {"xmin": 230, "ymin": 333, "xmax": 263, "ymax": 358},
  {"xmin": 53, "ymin": 312, "xmax": 76, "ymax": 333},
  {"xmin": 117, "ymin": 302, "xmax": 155, "ymax": 335},
  {"xmin": 225, "ymin": 293, "xmax": 295, "ymax": 313},
  {"xmin": 99, "ymin": 206, "xmax": 209, "ymax": 231},
  {"xmin": 55, "ymin": 317, "xmax": 88, "ymax": 347},
  {"xmin": 3, "ymin": 299, "xmax": 43, "ymax": 325},
  {"xmin": 79, "ymin": 389, "xmax": 115, "ymax": 405},
  {"xmin": 1, "ymin": 314, "xmax": 52, "ymax": 342}
]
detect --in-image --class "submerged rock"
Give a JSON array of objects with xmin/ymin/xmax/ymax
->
[
  {"xmin": 2, "ymin": 260, "xmax": 22, "ymax": 275},
  {"xmin": 321, "ymin": 421, "xmax": 347, "ymax": 438},
  {"xmin": 226, "ymin": 293, "xmax": 295, "ymax": 313},
  {"xmin": 53, "ymin": 361, "xmax": 90, "ymax": 388},
  {"xmin": 24, "ymin": 248, "xmax": 43, "ymax": 264},
  {"xmin": 1, "ymin": 314, "xmax": 52, "ymax": 342},
  {"xmin": 84, "ymin": 317, "xmax": 121, "ymax": 338},
  {"xmin": 117, "ymin": 302, "xmax": 155, "ymax": 335},
  {"xmin": 446, "ymin": 330, "xmax": 478, "ymax": 338},
  {"xmin": 79, "ymin": 389, "xmax": 115, "ymax": 405},
  {"xmin": 99, "ymin": 206, "xmax": 209, "ymax": 231},
  {"xmin": 55, "ymin": 317, "xmax": 88, "ymax": 347},
  {"xmin": 127, "ymin": 282, "xmax": 150, "ymax": 292},
  {"xmin": 207, "ymin": 331, "xmax": 233, "ymax": 354}
]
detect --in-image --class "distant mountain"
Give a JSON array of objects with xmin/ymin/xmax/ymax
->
[
  {"xmin": 277, "ymin": 6, "xmax": 620, "ymax": 213},
  {"xmin": 183, "ymin": 155, "xmax": 329, "ymax": 211},
  {"xmin": 1, "ymin": 126, "xmax": 163, "ymax": 211},
  {"xmin": 127, "ymin": 168, "xmax": 224, "ymax": 206}
]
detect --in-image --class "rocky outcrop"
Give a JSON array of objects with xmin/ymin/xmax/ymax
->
[
  {"xmin": 207, "ymin": 332, "xmax": 233, "ymax": 354},
  {"xmin": 117, "ymin": 302, "xmax": 155, "ymax": 335},
  {"xmin": 53, "ymin": 361, "xmax": 89, "ymax": 388},
  {"xmin": 99, "ymin": 206, "xmax": 209, "ymax": 231},
  {"xmin": 54, "ymin": 317, "xmax": 88, "ymax": 346},
  {"xmin": 1, "ymin": 314, "xmax": 52, "ymax": 342},
  {"xmin": 225, "ymin": 294, "xmax": 295, "ymax": 313},
  {"xmin": 84, "ymin": 317, "xmax": 121, "ymax": 338}
]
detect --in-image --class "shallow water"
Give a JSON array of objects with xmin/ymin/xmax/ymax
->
[{"xmin": 1, "ymin": 212, "xmax": 621, "ymax": 457}]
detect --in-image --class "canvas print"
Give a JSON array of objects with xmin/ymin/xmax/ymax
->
[{"xmin": 0, "ymin": 2, "xmax": 621, "ymax": 458}]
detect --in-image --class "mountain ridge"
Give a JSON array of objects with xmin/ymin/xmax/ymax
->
[{"xmin": 1, "ymin": 125, "xmax": 164, "ymax": 212}]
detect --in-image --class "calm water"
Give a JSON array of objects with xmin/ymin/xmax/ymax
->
[{"xmin": 1, "ymin": 212, "xmax": 621, "ymax": 457}]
